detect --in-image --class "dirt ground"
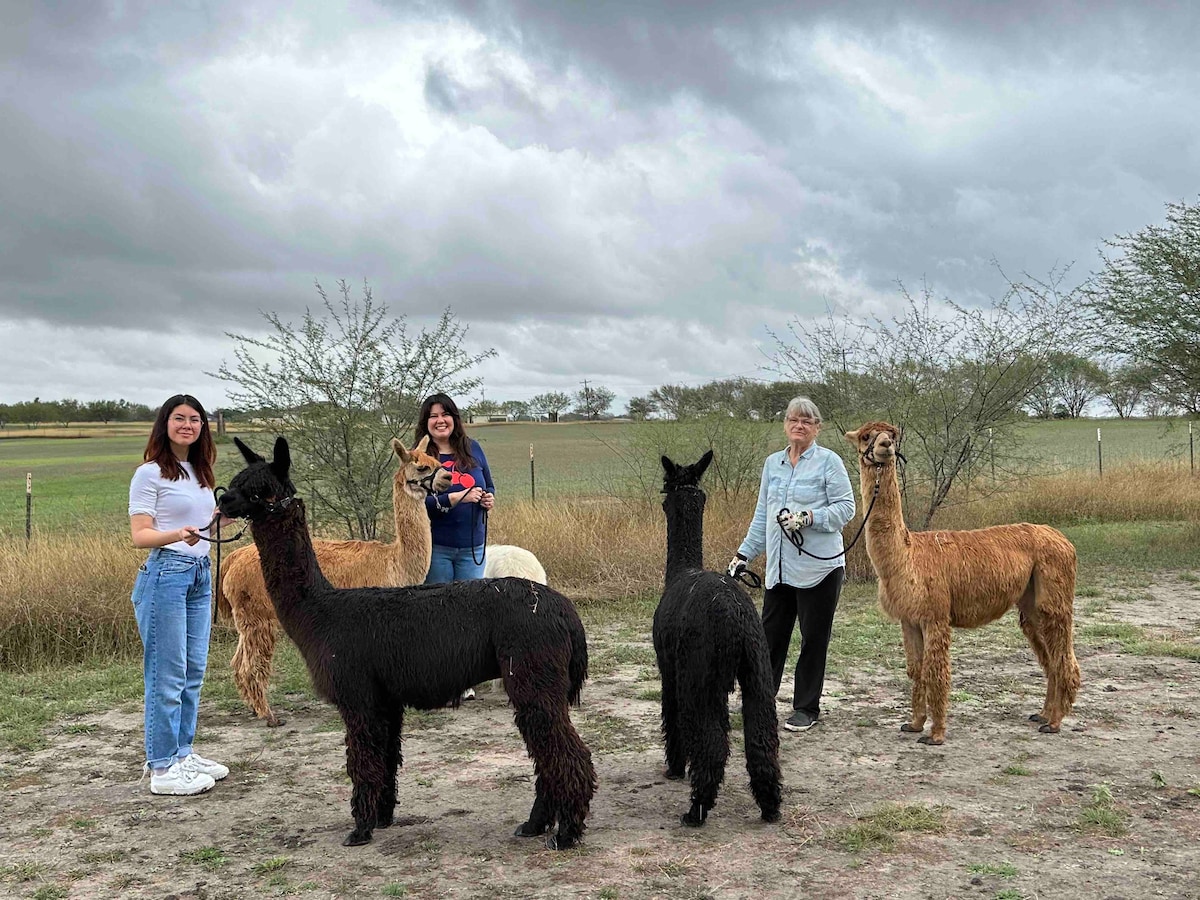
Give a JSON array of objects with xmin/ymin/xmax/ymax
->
[{"xmin": 2, "ymin": 576, "xmax": 1199, "ymax": 900}]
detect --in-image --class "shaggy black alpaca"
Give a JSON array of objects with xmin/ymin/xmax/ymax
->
[
  {"xmin": 218, "ymin": 437, "xmax": 596, "ymax": 849},
  {"xmin": 653, "ymin": 450, "xmax": 782, "ymax": 827}
]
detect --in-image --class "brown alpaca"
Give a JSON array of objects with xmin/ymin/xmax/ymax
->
[
  {"xmin": 216, "ymin": 436, "xmax": 452, "ymax": 726},
  {"xmin": 844, "ymin": 422, "xmax": 1081, "ymax": 745}
]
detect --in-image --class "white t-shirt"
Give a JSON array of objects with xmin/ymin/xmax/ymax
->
[{"xmin": 128, "ymin": 460, "xmax": 215, "ymax": 558}]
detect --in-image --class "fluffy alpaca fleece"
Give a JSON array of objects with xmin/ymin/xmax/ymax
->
[
  {"xmin": 845, "ymin": 422, "xmax": 1081, "ymax": 745},
  {"xmin": 484, "ymin": 545, "xmax": 548, "ymax": 584},
  {"xmin": 653, "ymin": 451, "xmax": 782, "ymax": 827},
  {"xmin": 218, "ymin": 437, "xmax": 596, "ymax": 850},
  {"xmin": 215, "ymin": 437, "xmax": 451, "ymax": 726}
]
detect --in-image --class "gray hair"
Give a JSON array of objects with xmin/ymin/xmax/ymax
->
[{"xmin": 784, "ymin": 396, "xmax": 822, "ymax": 422}]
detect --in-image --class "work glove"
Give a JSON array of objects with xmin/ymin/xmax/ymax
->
[
  {"xmin": 726, "ymin": 554, "xmax": 748, "ymax": 578},
  {"xmin": 776, "ymin": 509, "xmax": 813, "ymax": 534}
]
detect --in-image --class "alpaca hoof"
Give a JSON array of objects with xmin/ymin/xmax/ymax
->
[
  {"xmin": 1038, "ymin": 722, "xmax": 1061, "ymax": 734},
  {"xmin": 266, "ymin": 715, "xmax": 286, "ymax": 728},
  {"xmin": 547, "ymin": 833, "xmax": 578, "ymax": 850},
  {"xmin": 514, "ymin": 821, "xmax": 550, "ymax": 838},
  {"xmin": 664, "ymin": 768, "xmax": 685, "ymax": 781},
  {"xmin": 761, "ymin": 808, "xmax": 781, "ymax": 823},
  {"xmin": 376, "ymin": 814, "xmax": 394, "ymax": 829},
  {"xmin": 1028, "ymin": 713, "xmax": 1049, "ymax": 725},
  {"xmin": 342, "ymin": 828, "xmax": 373, "ymax": 846},
  {"xmin": 900, "ymin": 723, "xmax": 923, "ymax": 733},
  {"xmin": 680, "ymin": 811, "xmax": 706, "ymax": 827},
  {"xmin": 917, "ymin": 735, "xmax": 944, "ymax": 746}
]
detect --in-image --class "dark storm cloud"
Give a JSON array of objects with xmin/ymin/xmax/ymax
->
[{"xmin": 1, "ymin": 0, "xmax": 1197, "ymax": 406}]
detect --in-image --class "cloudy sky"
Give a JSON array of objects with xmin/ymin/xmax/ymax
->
[{"xmin": 2, "ymin": 1, "xmax": 1197, "ymax": 412}]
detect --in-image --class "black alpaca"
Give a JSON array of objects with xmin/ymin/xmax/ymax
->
[
  {"xmin": 653, "ymin": 451, "xmax": 782, "ymax": 827},
  {"xmin": 218, "ymin": 437, "xmax": 596, "ymax": 849}
]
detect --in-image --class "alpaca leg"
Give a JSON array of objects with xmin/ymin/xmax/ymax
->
[
  {"xmin": 1032, "ymin": 612, "xmax": 1080, "ymax": 733},
  {"xmin": 681, "ymin": 696, "xmax": 730, "ymax": 827},
  {"xmin": 232, "ymin": 618, "xmax": 283, "ymax": 727},
  {"xmin": 514, "ymin": 775, "xmax": 552, "ymax": 838},
  {"xmin": 917, "ymin": 623, "xmax": 952, "ymax": 746},
  {"xmin": 1029, "ymin": 568, "xmax": 1081, "ymax": 734},
  {"xmin": 660, "ymin": 668, "xmax": 686, "ymax": 780},
  {"xmin": 511, "ymin": 695, "xmax": 596, "ymax": 851},
  {"xmin": 898, "ymin": 621, "xmax": 927, "ymax": 735},
  {"xmin": 341, "ymin": 709, "xmax": 390, "ymax": 846},
  {"xmin": 1017, "ymin": 592, "xmax": 1057, "ymax": 726},
  {"xmin": 378, "ymin": 707, "xmax": 404, "ymax": 828},
  {"xmin": 740, "ymin": 690, "xmax": 782, "ymax": 822}
]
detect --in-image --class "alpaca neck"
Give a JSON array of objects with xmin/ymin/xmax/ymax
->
[
  {"xmin": 250, "ymin": 500, "xmax": 330, "ymax": 637},
  {"xmin": 664, "ymin": 489, "xmax": 705, "ymax": 586},
  {"xmin": 392, "ymin": 485, "xmax": 432, "ymax": 582},
  {"xmin": 861, "ymin": 463, "xmax": 911, "ymax": 576}
]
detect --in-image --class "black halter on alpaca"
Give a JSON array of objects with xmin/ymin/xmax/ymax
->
[
  {"xmin": 218, "ymin": 437, "xmax": 596, "ymax": 850},
  {"xmin": 653, "ymin": 450, "xmax": 782, "ymax": 828}
]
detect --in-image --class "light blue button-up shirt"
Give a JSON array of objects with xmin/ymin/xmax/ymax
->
[{"xmin": 737, "ymin": 443, "xmax": 856, "ymax": 589}]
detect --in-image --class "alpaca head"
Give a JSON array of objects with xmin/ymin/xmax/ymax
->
[
  {"xmin": 218, "ymin": 437, "xmax": 297, "ymax": 520},
  {"xmin": 391, "ymin": 435, "xmax": 453, "ymax": 500},
  {"xmin": 660, "ymin": 450, "xmax": 714, "ymax": 495},
  {"xmin": 844, "ymin": 422, "xmax": 900, "ymax": 468}
]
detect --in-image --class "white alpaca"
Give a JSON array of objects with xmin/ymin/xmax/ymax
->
[{"xmin": 484, "ymin": 545, "xmax": 548, "ymax": 584}]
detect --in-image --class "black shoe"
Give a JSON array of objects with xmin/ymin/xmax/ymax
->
[{"xmin": 783, "ymin": 710, "xmax": 817, "ymax": 732}]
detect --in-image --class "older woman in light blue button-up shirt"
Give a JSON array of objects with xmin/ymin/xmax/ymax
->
[{"xmin": 728, "ymin": 397, "xmax": 855, "ymax": 732}]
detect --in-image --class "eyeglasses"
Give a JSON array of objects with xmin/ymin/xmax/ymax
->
[
  {"xmin": 785, "ymin": 417, "xmax": 820, "ymax": 427},
  {"xmin": 170, "ymin": 415, "xmax": 203, "ymax": 426}
]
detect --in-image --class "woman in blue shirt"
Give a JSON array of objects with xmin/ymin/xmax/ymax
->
[
  {"xmin": 415, "ymin": 393, "xmax": 496, "ymax": 583},
  {"xmin": 728, "ymin": 397, "xmax": 855, "ymax": 733}
]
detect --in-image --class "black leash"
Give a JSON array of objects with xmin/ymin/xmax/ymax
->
[
  {"xmin": 777, "ymin": 466, "xmax": 881, "ymax": 562},
  {"xmin": 776, "ymin": 432, "xmax": 905, "ymax": 566},
  {"xmin": 733, "ymin": 570, "xmax": 762, "ymax": 590},
  {"xmin": 471, "ymin": 504, "xmax": 489, "ymax": 566},
  {"xmin": 197, "ymin": 486, "xmax": 249, "ymax": 625}
]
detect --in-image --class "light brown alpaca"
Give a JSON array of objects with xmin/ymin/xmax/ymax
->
[
  {"xmin": 216, "ymin": 436, "xmax": 452, "ymax": 726},
  {"xmin": 844, "ymin": 422, "xmax": 1080, "ymax": 745}
]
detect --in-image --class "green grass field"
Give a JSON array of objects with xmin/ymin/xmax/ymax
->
[{"xmin": 0, "ymin": 417, "xmax": 1195, "ymax": 538}]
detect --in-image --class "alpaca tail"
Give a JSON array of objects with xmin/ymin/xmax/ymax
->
[
  {"xmin": 566, "ymin": 605, "xmax": 589, "ymax": 707},
  {"xmin": 736, "ymin": 605, "xmax": 783, "ymax": 819}
]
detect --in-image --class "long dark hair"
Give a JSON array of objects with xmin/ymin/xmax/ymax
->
[
  {"xmin": 414, "ymin": 393, "xmax": 477, "ymax": 470},
  {"xmin": 142, "ymin": 394, "xmax": 216, "ymax": 489}
]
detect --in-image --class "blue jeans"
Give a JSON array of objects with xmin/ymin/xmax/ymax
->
[
  {"xmin": 425, "ymin": 544, "xmax": 486, "ymax": 583},
  {"xmin": 131, "ymin": 548, "xmax": 212, "ymax": 769}
]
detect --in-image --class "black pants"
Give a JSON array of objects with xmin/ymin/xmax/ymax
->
[{"xmin": 761, "ymin": 568, "xmax": 845, "ymax": 718}]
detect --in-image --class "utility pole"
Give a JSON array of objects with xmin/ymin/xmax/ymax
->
[{"xmin": 580, "ymin": 379, "xmax": 593, "ymax": 420}]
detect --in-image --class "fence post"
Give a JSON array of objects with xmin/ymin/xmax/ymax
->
[
  {"xmin": 989, "ymin": 427, "xmax": 995, "ymax": 482},
  {"xmin": 1096, "ymin": 427, "xmax": 1103, "ymax": 478},
  {"xmin": 26, "ymin": 472, "xmax": 33, "ymax": 543},
  {"xmin": 1190, "ymin": 421, "xmax": 1194, "ymax": 474},
  {"xmin": 530, "ymin": 443, "xmax": 536, "ymax": 504}
]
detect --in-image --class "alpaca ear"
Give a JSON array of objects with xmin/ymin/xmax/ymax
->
[
  {"xmin": 271, "ymin": 436, "xmax": 292, "ymax": 480},
  {"xmin": 234, "ymin": 437, "xmax": 263, "ymax": 464},
  {"xmin": 661, "ymin": 455, "xmax": 678, "ymax": 477},
  {"xmin": 693, "ymin": 449, "xmax": 714, "ymax": 479},
  {"xmin": 415, "ymin": 435, "xmax": 431, "ymax": 454},
  {"xmin": 843, "ymin": 428, "xmax": 860, "ymax": 444},
  {"xmin": 392, "ymin": 438, "xmax": 410, "ymax": 462}
]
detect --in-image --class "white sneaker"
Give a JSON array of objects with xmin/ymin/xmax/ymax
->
[
  {"xmin": 461, "ymin": 687, "xmax": 476, "ymax": 701},
  {"xmin": 149, "ymin": 760, "xmax": 215, "ymax": 796},
  {"xmin": 181, "ymin": 752, "xmax": 229, "ymax": 781}
]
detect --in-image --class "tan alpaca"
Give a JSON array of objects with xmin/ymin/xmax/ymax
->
[
  {"xmin": 844, "ymin": 422, "xmax": 1080, "ymax": 745},
  {"xmin": 216, "ymin": 436, "xmax": 452, "ymax": 726}
]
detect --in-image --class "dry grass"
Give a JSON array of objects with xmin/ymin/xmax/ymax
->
[
  {"xmin": 0, "ymin": 536, "xmax": 145, "ymax": 670},
  {"xmin": 935, "ymin": 462, "xmax": 1200, "ymax": 529},
  {"xmin": 2, "ymin": 461, "xmax": 1196, "ymax": 670}
]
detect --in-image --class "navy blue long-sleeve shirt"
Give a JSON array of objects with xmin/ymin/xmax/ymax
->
[{"xmin": 424, "ymin": 438, "xmax": 495, "ymax": 549}]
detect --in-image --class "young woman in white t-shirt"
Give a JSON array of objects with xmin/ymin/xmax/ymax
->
[{"xmin": 128, "ymin": 394, "xmax": 231, "ymax": 795}]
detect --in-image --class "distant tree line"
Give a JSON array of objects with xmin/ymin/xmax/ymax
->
[{"xmin": 0, "ymin": 397, "xmax": 159, "ymax": 428}]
